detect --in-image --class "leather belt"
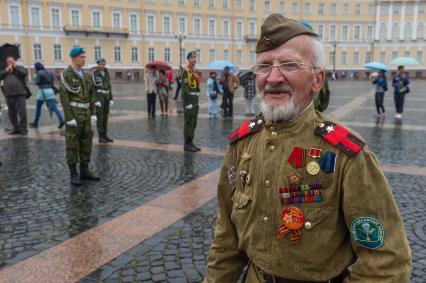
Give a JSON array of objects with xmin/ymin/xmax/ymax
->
[
  {"xmin": 97, "ymin": 89, "xmax": 110, "ymax": 94},
  {"xmin": 69, "ymin": 101, "xmax": 90, "ymax": 109},
  {"xmin": 189, "ymin": 92, "xmax": 199, "ymax": 96}
]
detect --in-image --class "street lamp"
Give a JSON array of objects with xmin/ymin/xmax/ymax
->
[
  {"xmin": 332, "ymin": 40, "xmax": 338, "ymax": 76},
  {"xmin": 175, "ymin": 33, "xmax": 186, "ymax": 69}
]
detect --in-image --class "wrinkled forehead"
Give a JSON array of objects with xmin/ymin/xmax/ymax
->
[{"xmin": 256, "ymin": 35, "xmax": 314, "ymax": 63}]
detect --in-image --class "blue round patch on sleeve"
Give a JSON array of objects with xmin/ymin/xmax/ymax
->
[{"xmin": 350, "ymin": 216, "xmax": 384, "ymax": 249}]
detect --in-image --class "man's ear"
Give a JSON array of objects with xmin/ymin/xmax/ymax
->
[{"xmin": 312, "ymin": 69, "xmax": 325, "ymax": 94}]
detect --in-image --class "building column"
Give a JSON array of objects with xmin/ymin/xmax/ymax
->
[
  {"xmin": 413, "ymin": 1, "xmax": 419, "ymax": 40},
  {"xmin": 400, "ymin": 1, "xmax": 406, "ymax": 40},
  {"xmin": 375, "ymin": 1, "xmax": 381, "ymax": 40},
  {"xmin": 387, "ymin": 2, "xmax": 393, "ymax": 40}
]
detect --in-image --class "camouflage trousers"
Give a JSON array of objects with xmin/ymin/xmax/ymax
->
[
  {"xmin": 95, "ymin": 96, "xmax": 110, "ymax": 133},
  {"xmin": 65, "ymin": 118, "xmax": 93, "ymax": 165}
]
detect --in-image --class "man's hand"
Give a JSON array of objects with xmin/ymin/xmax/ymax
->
[
  {"xmin": 185, "ymin": 104, "xmax": 193, "ymax": 110},
  {"xmin": 109, "ymin": 100, "xmax": 114, "ymax": 107},
  {"xmin": 91, "ymin": 115, "xmax": 97, "ymax": 124},
  {"xmin": 66, "ymin": 119, "xmax": 77, "ymax": 127},
  {"xmin": 95, "ymin": 101, "xmax": 101, "ymax": 107}
]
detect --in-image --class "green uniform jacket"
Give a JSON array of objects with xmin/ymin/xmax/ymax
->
[
  {"xmin": 181, "ymin": 67, "xmax": 201, "ymax": 106},
  {"xmin": 59, "ymin": 66, "xmax": 95, "ymax": 122},
  {"xmin": 92, "ymin": 67, "xmax": 113, "ymax": 101},
  {"xmin": 204, "ymin": 105, "xmax": 411, "ymax": 282}
]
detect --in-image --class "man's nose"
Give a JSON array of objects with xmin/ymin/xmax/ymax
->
[{"xmin": 266, "ymin": 65, "xmax": 286, "ymax": 85}]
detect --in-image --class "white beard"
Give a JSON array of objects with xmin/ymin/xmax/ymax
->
[{"xmin": 260, "ymin": 97, "xmax": 301, "ymax": 122}]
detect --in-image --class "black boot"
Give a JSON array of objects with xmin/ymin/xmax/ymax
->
[
  {"xmin": 69, "ymin": 164, "xmax": 82, "ymax": 186},
  {"xmin": 80, "ymin": 164, "xmax": 100, "ymax": 181},
  {"xmin": 98, "ymin": 132, "xmax": 108, "ymax": 143},
  {"xmin": 105, "ymin": 131, "xmax": 114, "ymax": 143},
  {"xmin": 191, "ymin": 142, "xmax": 201, "ymax": 151},
  {"xmin": 184, "ymin": 139, "xmax": 197, "ymax": 152}
]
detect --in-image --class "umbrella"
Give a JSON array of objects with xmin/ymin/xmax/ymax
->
[
  {"xmin": 391, "ymin": 57, "xmax": 420, "ymax": 66},
  {"xmin": 145, "ymin": 60, "xmax": 172, "ymax": 71},
  {"xmin": 207, "ymin": 60, "xmax": 234, "ymax": 71},
  {"xmin": 238, "ymin": 70, "xmax": 253, "ymax": 83},
  {"xmin": 364, "ymin": 62, "xmax": 390, "ymax": 72},
  {"xmin": 0, "ymin": 43, "xmax": 20, "ymax": 70}
]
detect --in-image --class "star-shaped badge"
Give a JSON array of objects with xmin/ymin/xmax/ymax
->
[
  {"xmin": 249, "ymin": 121, "xmax": 256, "ymax": 129},
  {"xmin": 326, "ymin": 125, "xmax": 335, "ymax": 133}
]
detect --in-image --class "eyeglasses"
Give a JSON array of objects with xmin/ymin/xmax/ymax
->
[{"xmin": 251, "ymin": 62, "xmax": 318, "ymax": 75}]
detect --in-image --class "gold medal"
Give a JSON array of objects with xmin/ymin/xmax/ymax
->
[{"xmin": 306, "ymin": 161, "xmax": 320, "ymax": 175}]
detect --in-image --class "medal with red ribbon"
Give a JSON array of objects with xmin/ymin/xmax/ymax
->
[
  {"xmin": 306, "ymin": 148, "xmax": 322, "ymax": 175},
  {"xmin": 276, "ymin": 206, "xmax": 305, "ymax": 244},
  {"xmin": 288, "ymin": 147, "xmax": 306, "ymax": 169}
]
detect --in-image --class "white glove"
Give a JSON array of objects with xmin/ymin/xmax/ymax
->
[
  {"xmin": 91, "ymin": 115, "xmax": 97, "ymax": 124},
  {"xmin": 95, "ymin": 101, "xmax": 101, "ymax": 107},
  {"xmin": 185, "ymin": 104, "xmax": 193, "ymax": 110},
  {"xmin": 109, "ymin": 100, "xmax": 114, "ymax": 107},
  {"xmin": 66, "ymin": 119, "xmax": 77, "ymax": 127}
]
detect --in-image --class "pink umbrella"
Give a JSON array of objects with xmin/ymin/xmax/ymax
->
[{"xmin": 146, "ymin": 60, "xmax": 172, "ymax": 71}]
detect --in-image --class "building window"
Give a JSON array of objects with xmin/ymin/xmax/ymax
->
[
  {"xmin": 163, "ymin": 0, "xmax": 171, "ymax": 3},
  {"xmin": 341, "ymin": 51, "xmax": 347, "ymax": 65},
  {"xmin": 54, "ymin": 44, "xmax": 62, "ymax": 61},
  {"xmin": 417, "ymin": 23, "xmax": 425, "ymax": 39},
  {"xmin": 236, "ymin": 21, "xmax": 243, "ymax": 37},
  {"xmin": 194, "ymin": 18, "xmax": 201, "ymax": 35},
  {"xmin": 404, "ymin": 23, "xmax": 412, "ymax": 41},
  {"xmin": 343, "ymin": 3, "xmax": 349, "ymax": 15},
  {"xmin": 318, "ymin": 3, "xmax": 324, "ymax": 15},
  {"xmin": 92, "ymin": 11, "xmax": 101, "ymax": 28},
  {"xmin": 112, "ymin": 12, "xmax": 121, "ymax": 29},
  {"xmin": 392, "ymin": 51, "xmax": 398, "ymax": 60},
  {"xmin": 392, "ymin": 23, "xmax": 399, "ymax": 40},
  {"xmin": 368, "ymin": 4, "xmax": 374, "ymax": 16},
  {"xmin": 329, "ymin": 52, "xmax": 335, "ymax": 66},
  {"xmin": 354, "ymin": 25, "xmax": 360, "ymax": 40},
  {"xmin": 71, "ymin": 9, "xmax": 80, "ymax": 26},
  {"xmin": 163, "ymin": 16, "xmax": 171, "ymax": 34},
  {"xmin": 379, "ymin": 51, "xmax": 386, "ymax": 63},
  {"xmin": 380, "ymin": 3, "xmax": 388, "ymax": 16},
  {"xmin": 331, "ymin": 3, "xmax": 337, "ymax": 15},
  {"xmin": 236, "ymin": 0, "xmax": 243, "ymax": 10},
  {"xmin": 194, "ymin": 0, "xmax": 200, "ymax": 6},
  {"xmin": 114, "ymin": 46, "xmax": 121, "ymax": 62},
  {"xmin": 353, "ymin": 52, "xmax": 359, "ymax": 65},
  {"xmin": 249, "ymin": 50, "xmax": 255, "ymax": 65},
  {"xmin": 51, "ymin": 8, "xmax": 61, "ymax": 28},
  {"xmin": 179, "ymin": 17, "xmax": 186, "ymax": 33},
  {"xmin": 330, "ymin": 25, "xmax": 336, "ymax": 40},
  {"xmin": 224, "ymin": 49, "xmax": 229, "ymax": 61},
  {"xmin": 265, "ymin": 1, "xmax": 271, "ymax": 13},
  {"xmin": 209, "ymin": 19, "xmax": 215, "ymax": 36},
  {"xmin": 279, "ymin": 1, "xmax": 285, "ymax": 13},
  {"xmin": 148, "ymin": 47, "xmax": 155, "ymax": 61},
  {"xmin": 33, "ymin": 44, "xmax": 42, "ymax": 60},
  {"xmin": 419, "ymin": 3, "xmax": 425, "ymax": 14},
  {"xmin": 366, "ymin": 25, "xmax": 373, "ymax": 41},
  {"xmin": 209, "ymin": 0, "xmax": 215, "ymax": 8},
  {"xmin": 223, "ymin": 20, "xmax": 229, "ymax": 37},
  {"xmin": 164, "ymin": 48, "xmax": 170, "ymax": 62},
  {"xmin": 404, "ymin": 51, "xmax": 410, "ymax": 57},
  {"xmin": 236, "ymin": 50, "xmax": 242, "ymax": 64},
  {"xmin": 132, "ymin": 47, "xmax": 139, "ymax": 63},
  {"xmin": 291, "ymin": 2, "xmax": 299, "ymax": 15},
  {"xmin": 379, "ymin": 23, "xmax": 386, "ymax": 41},
  {"xmin": 209, "ymin": 49, "xmax": 215, "ymax": 62},
  {"xmin": 30, "ymin": 7, "xmax": 41, "ymax": 27},
  {"xmin": 147, "ymin": 15, "xmax": 155, "ymax": 33},
  {"xmin": 417, "ymin": 51, "xmax": 423, "ymax": 63},
  {"xmin": 9, "ymin": 5, "xmax": 21, "ymax": 26},
  {"xmin": 195, "ymin": 48, "xmax": 200, "ymax": 62},
  {"xmin": 223, "ymin": 0, "xmax": 229, "ymax": 9},
  {"xmin": 365, "ymin": 51, "xmax": 371, "ymax": 63},
  {"xmin": 130, "ymin": 14, "xmax": 138, "ymax": 32},
  {"xmin": 317, "ymin": 24, "xmax": 323, "ymax": 39},
  {"xmin": 249, "ymin": 22, "xmax": 256, "ymax": 35},
  {"xmin": 355, "ymin": 4, "xmax": 361, "ymax": 15},
  {"xmin": 304, "ymin": 3, "xmax": 311, "ymax": 15},
  {"xmin": 94, "ymin": 46, "xmax": 102, "ymax": 60},
  {"xmin": 393, "ymin": 3, "xmax": 400, "ymax": 15},
  {"xmin": 178, "ymin": 0, "xmax": 185, "ymax": 4},
  {"xmin": 342, "ymin": 25, "xmax": 348, "ymax": 40},
  {"xmin": 249, "ymin": 0, "xmax": 256, "ymax": 11}
]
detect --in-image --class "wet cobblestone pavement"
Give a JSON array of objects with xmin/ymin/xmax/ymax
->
[{"xmin": 1, "ymin": 81, "xmax": 425, "ymax": 282}]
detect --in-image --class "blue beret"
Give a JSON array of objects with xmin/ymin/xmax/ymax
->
[
  {"xmin": 69, "ymin": 47, "xmax": 85, "ymax": 58},
  {"xmin": 299, "ymin": 20, "xmax": 313, "ymax": 31},
  {"xmin": 96, "ymin": 58, "xmax": 106, "ymax": 64},
  {"xmin": 187, "ymin": 51, "xmax": 196, "ymax": 59}
]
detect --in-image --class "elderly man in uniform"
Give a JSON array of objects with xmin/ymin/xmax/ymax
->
[
  {"xmin": 204, "ymin": 14, "xmax": 411, "ymax": 283},
  {"xmin": 60, "ymin": 47, "xmax": 100, "ymax": 186},
  {"xmin": 92, "ymin": 58, "xmax": 114, "ymax": 143},
  {"xmin": 181, "ymin": 51, "xmax": 201, "ymax": 152}
]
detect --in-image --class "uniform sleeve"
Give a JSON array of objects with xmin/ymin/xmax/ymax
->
[
  {"xmin": 204, "ymin": 146, "xmax": 247, "ymax": 283},
  {"xmin": 181, "ymin": 71, "xmax": 189, "ymax": 105},
  {"xmin": 0, "ymin": 69, "xmax": 8, "ymax": 80},
  {"xmin": 342, "ymin": 148, "xmax": 412, "ymax": 282},
  {"xmin": 88, "ymin": 78, "xmax": 95, "ymax": 116},
  {"xmin": 59, "ymin": 75, "xmax": 75, "ymax": 122}
]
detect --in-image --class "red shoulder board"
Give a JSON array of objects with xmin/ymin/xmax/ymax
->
[
  {"xmin": 229, "ymin": 118, "xmax": 264, "ymax": 144},
  {"xmin": 315, "ymin": 121, "xmax": 365, "ymax": 157}
]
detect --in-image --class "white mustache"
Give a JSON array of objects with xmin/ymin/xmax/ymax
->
[{"xmin": 264, "ymin": 84, "xmax": 293, "ymax": 94}]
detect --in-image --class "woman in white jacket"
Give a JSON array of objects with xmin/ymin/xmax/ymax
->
[{"xmin": 206, "ymin": 72, "xmax": 222, "ymax": 119}]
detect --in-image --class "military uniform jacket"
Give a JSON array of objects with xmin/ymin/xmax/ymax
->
[
  {"xmin": 205, "ymin": 105, "xmax": 411, "ymax": 282},
  {"xmin": 59, "ymin": 66, "xmax": 95, "ymax": 122},
  {"xmin": 181, "ymin": 66, "xmax": 201, "ymax": 106},
  {"xmin": 92, "ymin": 67, "xmax": 113, "ymax": 101}
]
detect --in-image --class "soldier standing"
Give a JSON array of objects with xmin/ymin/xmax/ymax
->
[
  {"xmin": 59, "ymin": 47, "xmax": 100, "ymax": 186},
  {"xmin": 92, "ymin": 58, "xmax": 114, "ymax": 143},
  {"xmin": 204, "ymin": 14, "xmax": 411, "ymax": 282},
  {"xmin": 181, "ymin": 51, "xmax": 201, "ymax": 152}
]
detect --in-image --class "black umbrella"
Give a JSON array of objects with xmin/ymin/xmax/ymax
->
[
  {"xmin": 0, "ymin": 43, "xmax": 20, "ymax": 70},
  {"xmin": 238, "ymin": 70, "xmax": 253, "ymax": 84}
]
